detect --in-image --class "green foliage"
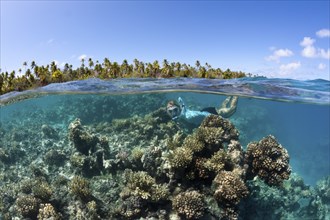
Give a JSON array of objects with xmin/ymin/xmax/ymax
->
[{"xmin": 0, "ymin": 58, "xmax": 249, "ymax": 95}]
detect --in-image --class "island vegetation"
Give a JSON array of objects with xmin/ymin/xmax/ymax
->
[{"xmin": 0, "ymin": 58, "xmax": 249, "ymax": 95}]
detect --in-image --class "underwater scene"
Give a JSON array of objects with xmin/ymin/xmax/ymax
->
[{"xmin": 0, "ymin": 78, "xmax": 329, "ymax": 220}]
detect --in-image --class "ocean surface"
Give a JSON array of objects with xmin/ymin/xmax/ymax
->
[{"xmin": 0, "ymin": 77, "xmax": 329, "ymax": 219}]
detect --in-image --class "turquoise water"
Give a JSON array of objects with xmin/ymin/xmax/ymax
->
[{"xmin": 0, "ymin": 77, "xmax": 329, "ymax": 219}]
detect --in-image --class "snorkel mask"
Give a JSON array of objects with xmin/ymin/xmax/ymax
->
[{"xmin": 166, "ymin": 101, "xmax": 181, "ymax": 119}]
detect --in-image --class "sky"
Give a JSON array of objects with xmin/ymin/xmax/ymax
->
[{"xmin": 1, "ymin": 1, "xmax": 329, "ymax": 80}]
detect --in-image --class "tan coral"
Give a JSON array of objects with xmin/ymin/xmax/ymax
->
[
  {"xmin": 168, "ymin": 147, "xmax": 193, "ymax": 169},
  {"xmin": 37, "ymin": 203, "xmax": 61, "ymax": 220},
  {"xmin": 213, "ymin": 171, "xmax": 249, "ymax": 206},
  {"xmin": 245, "ymin": 135, "xmax": 291, "ymax": 186},
  {"xmin": 172, "ymin": 190, "xmax": 206, "ymax": 219}
]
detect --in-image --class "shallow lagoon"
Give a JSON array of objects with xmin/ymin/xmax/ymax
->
[{"xmin": 0, "ymin": 78, "xmax": 329, "ymax": 219}]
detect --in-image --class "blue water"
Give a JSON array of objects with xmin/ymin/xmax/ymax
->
[{"xmin": 0, "ymin": 77, "xmax": 329, "ymax": 219}]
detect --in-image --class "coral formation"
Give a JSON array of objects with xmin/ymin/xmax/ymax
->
[
  {"xmin": 4, "ymin": 93, "xmax": 326, "ymax": 220},
  {"xmin": 37, "ymin": 203, "xmax": 61, "ymax": 220},
  {"xmin": 44, "ymin": 149, "xmax": 66, "ymax": 166},
  {"xmin": 15, "ymin": 194, "xmax": 40, "ymax": 218},
  {"xmin": 213, "ymin": 171, "xmax": 249, "ymax": 205},
  {"xmin": 168, "ymin": 147, "xmax": 193, "ymax": 170},
  {"xmin": 120, "ymin": 170, "xmax": 169, "ymax": 202},
  {"xmin": 69, "ymin": 176, "xmax": 92, "ymax": 201},
  {"xmin": 172, "ymin": 190, "xmax": 206, "ymax": 219},
  {"xmin": 198, "ymin": 114, "xmax": 239, "ymax": 144},
  {"xmin": 68, "ymin": 118, "xmax": 98, "ymax": 155},
  {"xmin": 245, "ymin": 135, "xmax": 291, "ymax": 186},
  {"xmin": 32, "ymin": 181, "xmax": 53, "ymax": 201}
]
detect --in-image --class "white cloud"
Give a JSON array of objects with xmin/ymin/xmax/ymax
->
[
  {"xmin": 318, "ymin": 63, "xmax": 326, "ymax": 70},
  {"xmin": 280, "ymin": 61, "xmax": 301, "ymax": 71},
  {"xmin": 78, "ymin": 54, "xmax": 87, "ymax": 61},
  {"xmin": 318, "ymin": 48, "xmax": 330, "ymax": 59},
  {"xmin": 301, "ymin": 45, "xmax": 317, "ymax": 58},
  {"xmin": 300, "ymin": 37, "xmax": 329, "ymax": 59},
  {"xmin": 266, "ymin": 48, "xmax": 293, "ymax": 62},
  {"xmin": 300, "ymin": 37, "xmax": 315, "ymax": 47},
  {"xmin": 316, "ymin": 29, "xmax": 330, "ymax": 38}
]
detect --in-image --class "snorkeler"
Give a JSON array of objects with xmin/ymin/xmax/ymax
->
[{"xmin": 166, "ymin": 96, "xmax": 238, "ymax": 125}]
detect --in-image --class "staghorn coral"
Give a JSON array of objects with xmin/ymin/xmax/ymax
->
[
  {"xmin": 172, "ymin": 190, "xmax": 206, "ymax": 219},
  {"xmin": 16, "ymin": 194, "xmax": 40, "ymax": 218},
  {"xmin": 120, "ymin": 170, "xmax": 169, "ymax": 202},
  {"xmin": 168, "ymin": 147, "xmax": 193, "ymax": 170},
  {"xmin": 37, "ymin": 203, "xmax": 61, "ymax": 220},
  {"xmin": 69, "ymin": 176, "xmax": 92, "ymax": 201},
  {"xmin": 182, "ymin": 133, "xmax": 205, "ymax": 153},
  {"xmin": 32, "ymin": 181, "xmax": 53, "ymax": 201},
  {"xmin": 245, "ymin": 135, "xmax": 291, "ymax": 186},
  {"xmin": 213, "ymin": 171, "xmax": 249, "ymax": 206},
  {"xmin": 116, "ymin": 170, "xmax": 169, "ymax": 219},
  {"xmin": 204, "ymin": 149, "xmax": 233, "ymax": 174}
]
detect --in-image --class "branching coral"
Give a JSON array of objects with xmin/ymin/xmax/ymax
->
[
  {"xmin": 32, "ymin": 181, "xmax": 53, "ymax": 201},
  {"xmin": 198, "ymin": 115, "xmax": 239, "ymax": 144},
  {"xmin": 16, "ymin": 194, "xmax": 40, "ymax": 218},
  {"xmin": 182, "ymin": 133, "xmax": 205, "ymax": 153},
  {"xmin": 204, "ymin": 149, "xmax": 232, "ymax": 174},
  {"xmin": 117, "ymin": 170, "xmax": 169, "ymax": 218},
  {"xmin": 120, "ymin": 170, "xmax": 169, "ymax": 202},
  {"xmin": 69, "ymin": 176, "xmax": 92, "ymax": 201},
  {"xmin": 168, "ymin": 147, "xmax": 193, "ymax": 170},
  {"xmin": 37, "ymin": 203, "xmax": 61, "ymax": 220},
  {"xmin": 245, "ymin": 135, "xmax": 291, "ymax": 186},
  {"xmin": 172, "ymin": 190, "xmax": 206, "ymax": 219},
  {"xmin": 213, "ymin": 171, "xmax": 249, "ymax": 206},
  {"xmin": 212, "ymin": 171, "xmax": 249, "ymax": 220}
]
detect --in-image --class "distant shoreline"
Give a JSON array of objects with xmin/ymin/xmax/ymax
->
[{"xmin": 0, "ymin": 58, "xmax": 249, "ymax": 95}]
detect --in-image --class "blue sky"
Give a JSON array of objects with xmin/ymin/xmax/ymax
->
[{"xmin": 1, "ymin": 1, "xmax": 329, "ymax": 80}]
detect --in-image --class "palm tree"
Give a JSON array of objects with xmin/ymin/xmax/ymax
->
[
  {"xmin": 121, "ymin": 59, "xmax": 130, "ymax": 77},
  {"xmin": 31, "ymin": 61, "xmax": 36, "ymax": 70},
  {"xmin": 138, "ymin": 62, "xmax": 145, "ymax": 77},
  {"xmin": 161, "ymin": 59, "xmax": 173, "ymax": 78},
  {"xmin": 152, "ymin": 60, "xmax": 160, "ymax": 77},
  {"xmin": 195, "ymin": 60, "xmax": 200, "ymax": 69},
  {"xmin": 23, "ymin": 61, "xmax": 27, "ymax": 72},
  {"xmin": 88, "ymin": 58, "xmax": 94, "ymax": 70}
]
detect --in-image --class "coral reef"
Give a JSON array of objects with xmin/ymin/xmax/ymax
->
[
  {"xmin": 37, "ymin": 203, "xmax": 61, "ymax": 220},
  {"xmin": 116, "ymin": 170, "xmax": 169, "ymax": 218},
  {"xmin": 69, "ymin": 176, "xmax": 92, "ymax": 201},
  {"xmin": 68, "ymin": 118, "xmax": 99, "ymax": 155},
  {"xmin": 213, "ymin": 171, "xmax": 249, "ymax": 219},
  {"xmin": 32, "ymin": 181, "xmax": 53, "ymax": 201},
  {"xmin": 15, "ymin": 194, "xmax": 40, "ymax": 218},
  {"xmin": 172, "ymin": 190, "xmax": 206, "ymax": 219},
  {"xmin": 244, "ymin": 135, "xmax": 291, "ymax": 186},
  {"xmin": 2, "ymin": 93, "xmax": 327, "ymax": 220},
  {"xmin": 213, "ymin": 171, "xmax": 249, "ymax": 206}
]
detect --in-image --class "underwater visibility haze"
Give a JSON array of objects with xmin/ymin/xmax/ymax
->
[{"xmin": 0, "ymin": 77, "xmax": 329, "ymax": 219}]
